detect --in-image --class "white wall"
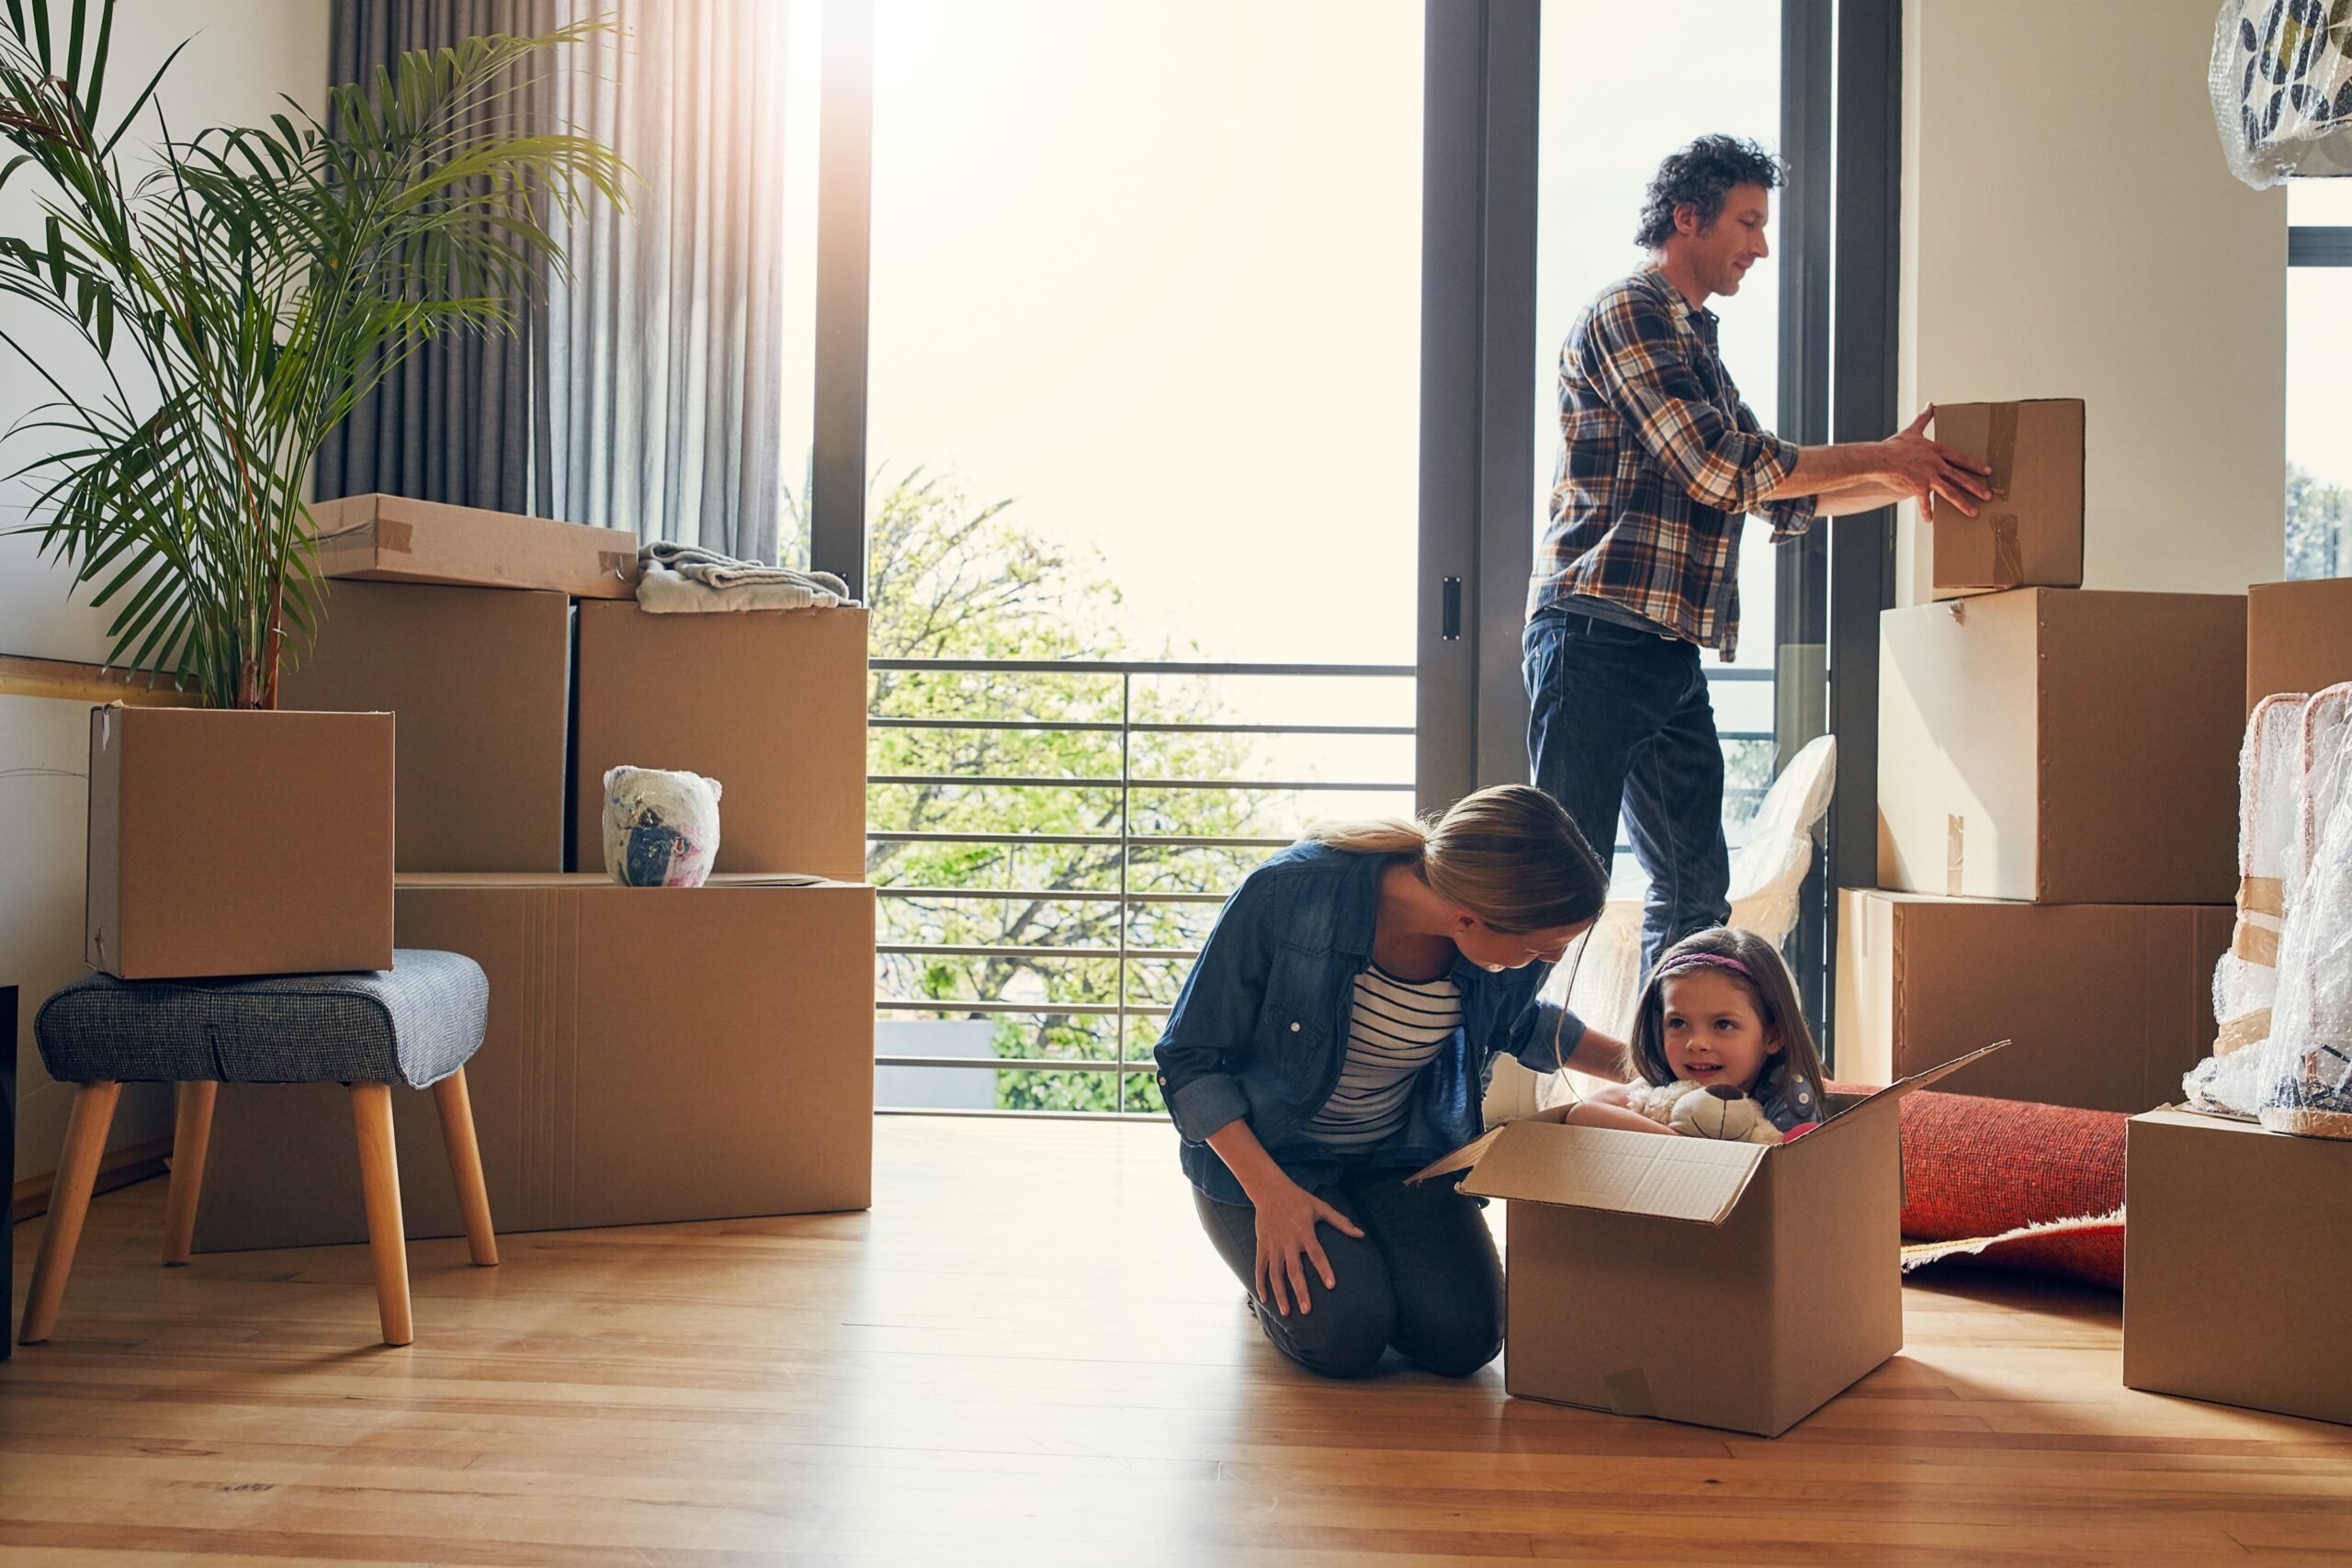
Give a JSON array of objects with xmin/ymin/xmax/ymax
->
[
  {"xmin": 5, "ymin": 0, "xmax": 327, "ymax": 1186},
  {"xmin": 1899, "ymin": 0, "xmax": 2286, "ymax": 604}
]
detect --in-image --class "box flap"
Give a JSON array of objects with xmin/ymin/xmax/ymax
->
[
  {"xmin": 1883, "ymin": 1037, "xmax": 2011, "ymax": 1096},
  {"xmin": 1443, "ymin": 1118, "xmax": 1770, "ymax": 1225}
]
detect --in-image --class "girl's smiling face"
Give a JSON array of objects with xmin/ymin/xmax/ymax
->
[{"xmin": 1659, "ymin": 968, "xmax": 1780, "ymax": 1094}]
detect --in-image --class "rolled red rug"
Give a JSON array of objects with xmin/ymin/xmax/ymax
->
[{"xmin": 1829, "ymin": 1084, "xmax": 2127, "ymax": 1289}]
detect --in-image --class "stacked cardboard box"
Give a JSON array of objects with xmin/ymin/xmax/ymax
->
[
  {"xmin": 190, "ymin": 496, "xmax": 876, "ymax": 1250},
  {"xmin": 1838, "ymin": 404, "xmax": 2242, "ymax": 1111},
  {"xmin": 2122, "ymin": 574, "xmax": 2352, "ymax": 1427}
]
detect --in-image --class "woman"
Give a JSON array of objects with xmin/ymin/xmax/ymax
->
[{"xmin": 1153, "ymin": 784, "xmax": 1625, "ymax": 1380}]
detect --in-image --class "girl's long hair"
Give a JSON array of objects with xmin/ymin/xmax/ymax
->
[
  {"xmin": 1306, "ymin": 784, "xmax": 1606, "ymax": 935},
  {"xmin": 1627, "ymin": 927, "xmax": 1827, "ymax": 1102}
]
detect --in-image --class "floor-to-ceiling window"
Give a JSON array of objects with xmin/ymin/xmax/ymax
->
[
  {"xmin": 2288, "ymin": 182, "xmax": 2352, "ymax": 579},
  {"xmin": 858, "ymin": 0, "xmax": 1423, "ymax": 1113}
]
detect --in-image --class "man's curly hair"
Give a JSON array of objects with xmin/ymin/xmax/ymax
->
[{"xmin": 1634, "ymin": 135, "xmax": 1785, "ymax": 250}]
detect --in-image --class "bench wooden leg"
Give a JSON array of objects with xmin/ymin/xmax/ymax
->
[
  {"xmin": 348, "ymin": 1083, "xmax": 413, "ymax": 1347},
  {"xmin": 432, "ymin": 1068, "xmax": 498, "ymax": 1268},
  {"xmin": 19, "ymin": 1080, "xmax": 123, "ymax": 1345},
  {"xmin": 162, "ymin": 1080, "xmax": 218, "ymax": 1267}
]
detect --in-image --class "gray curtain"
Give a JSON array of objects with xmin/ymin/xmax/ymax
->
[
  {"xmin": 317, "ymin": 1, "xmax": 561, "ymax": 517},
  {"xmin": 321, "ymin": 1, "xmax": 790, "ymax": 563},
  {"xmin": 547, "ymin": 4, "xmax": 788, "ymax": 562}
]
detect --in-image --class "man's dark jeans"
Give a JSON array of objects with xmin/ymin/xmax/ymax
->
[{"xmin": 1522, "ymin": 604, "xmax": 1732, "ymax": 977}]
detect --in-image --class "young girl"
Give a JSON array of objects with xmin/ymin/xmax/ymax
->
[{"xmin": 1566, "ymin": 927, "xmax": 1826, "ymax": 1135}]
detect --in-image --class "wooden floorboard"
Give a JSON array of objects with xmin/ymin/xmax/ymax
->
[{"xmin": 5, "ymin": 1116, "xmax": 2348, "ymax": 1566}]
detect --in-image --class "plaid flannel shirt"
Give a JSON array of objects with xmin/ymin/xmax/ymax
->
[{"xmin": 1527, "ymin": 266, "xmax": 1817, "ymax": 661}]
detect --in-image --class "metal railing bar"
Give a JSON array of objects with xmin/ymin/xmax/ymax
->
[
  {"xmin": 872, "ymin": 716, "xmax": 1125, "ymax": 733},
  {"xmin": 870, "ymin": 717, "xmax": 1414, "ymax": 738},
  {"xmin": 876, "ymin": 1055, "xmax": 1142, "ymax": 1072},
  {"xmin": 872, "ymin": 658, "xmax": 1413, "ymax": 678},
  {"xmin": 876, "ymin": 1105, "xmax": 1172, "ymax": 1123},
  {"xmin": 869, "ymin": 773, "xmax": 1408, "ymax": 793},
  {"xmin": 869, "ymin": 830, "xmax": 1288, "ymax": 849},
  {"xmin": 1135, "ymin": 721, "xmax": 1414, "ymax": 736},
  {"xmin": 876, "ymin": 886, "xmax": 1230, "ymax": 904},
  {"xmin": 880, "ymin": 943, "xmax": 1200, "ymax": 961},
  {"xmin": 875, "ymin": 999, "xmax": 1174, "ymax": 1017}
]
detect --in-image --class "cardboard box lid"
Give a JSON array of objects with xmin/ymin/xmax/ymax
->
[{"xmin": 1412, "ymin": 1041, "xmax": 2009, "ymax": 1224}]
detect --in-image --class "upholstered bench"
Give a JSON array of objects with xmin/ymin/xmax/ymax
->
[{"xmin": 19, "ymin": 950, "xmax": 496, "ymax": 1348}]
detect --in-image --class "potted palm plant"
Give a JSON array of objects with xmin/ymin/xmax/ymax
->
[{"xmin": 0, "ymin": 0, "xmax": 626, "ymax": 976}]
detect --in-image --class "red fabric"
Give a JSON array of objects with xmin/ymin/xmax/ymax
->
[{"xmin": 1828, "ymin": 1082, "xmax": 2127, "ymax": 1289}]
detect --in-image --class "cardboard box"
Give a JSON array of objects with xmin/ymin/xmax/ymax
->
[
  {"xmin": 191, "ymin": 874, "xmax": 876, "ymax": 1251},
  {"xmin": 1928, "ymin": 399, "xmax": 2085, "ymax": 598},
  {"xmin": 1837, "ymin": 890, "xmax": 2231, "ymax": 1112},
  {"xmin": 309, "ymin": 492, "xmax": 639, "ymax": 599},
  {"xmin": 1414, "ymin": 1044, "xmax": 2005, "ymax": 1438},
  {"xmin": 572, "ymin": 603, "xmax": 869, "ymax": 881},
  {"xmin": 2247, "ymin": 577, "xmax": 2352, "ymax": 713},
  {"xmin": 85, "ymin": 706, "xmax": 394, "ymax": 979},
  {"xmin": 1878, "ymin": 589, "xmax": 2244, "ymax": 903},
  {"xmin": 2124, "ymin": 1108, "xmax": 2352, "ymax": 1427},
  {"xmin": 282, "ymin": 580, "xmax": 571, "ymax": 872}
]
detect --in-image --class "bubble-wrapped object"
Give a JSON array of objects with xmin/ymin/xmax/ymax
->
[
  {"xmin": 2258, "ymin": 685, "xmax": 2352, "ymax": 1137},
  {"xmin": 2212, "ymin": 0, "xmax": 2352, "ymax": 188},
  {"xmin": 2208, "ymin": 694, "xmax": 2307, "ymax": 1057},
  {"xmin": 602, "ymin": 765, "xmax": 724, "ymax": 888}
]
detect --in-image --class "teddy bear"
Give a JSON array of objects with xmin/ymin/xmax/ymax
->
[{"xmin": 1623, "ymin": 1080, "xmax": 1785, "ymax": 1145}]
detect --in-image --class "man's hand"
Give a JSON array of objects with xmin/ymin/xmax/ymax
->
[
  {"xmin": 1878, "ymin": 404, "xmax": 1995, "ymax": 516},
  {"xmin": 1250, "ymin": 1176, "xmax": 1365, "ymax": 1317}
]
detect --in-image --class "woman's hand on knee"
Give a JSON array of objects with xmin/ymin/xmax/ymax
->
[{"xmin": 1250, "ymin": 1179, "xmax": 1364, "ymax": 1318}]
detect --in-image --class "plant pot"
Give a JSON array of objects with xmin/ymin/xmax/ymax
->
[{"xmin": 85, "ymin": 706, "xmax": 396, "ymax": 979}]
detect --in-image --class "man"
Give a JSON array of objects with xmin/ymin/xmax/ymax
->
[{"xmin": 1524, "ymin": 134, "xmax": 1989, "ymax": 976}]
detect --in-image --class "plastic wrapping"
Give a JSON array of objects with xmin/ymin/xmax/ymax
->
[
  {"xmin": 2211, "ymin": 0, "xmax": 2352, "ymax": 188},
  {"xmin": 2258, "ymin": 684, "xmax": 2352, "ymax": 1136},
  {"xmin": 2206, "ymin": 693, "xmax": 2307, "ymax": 1063}
]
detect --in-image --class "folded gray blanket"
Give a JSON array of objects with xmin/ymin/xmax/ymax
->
[{"xmin": 636, "ymin": 541, "xmax": 858, "ymax": 613}]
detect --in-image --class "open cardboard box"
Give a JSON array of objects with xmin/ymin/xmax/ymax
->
[{"xmin": 1412, "ymin": 1041, "xmax": 2008, "ymax": 1438}]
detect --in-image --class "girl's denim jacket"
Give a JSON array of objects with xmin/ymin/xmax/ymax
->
[{"xmin": 1152, "ymin": 840, "xmax": 1591, "ymax": 1205}]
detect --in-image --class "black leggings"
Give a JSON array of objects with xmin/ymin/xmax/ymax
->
[{"xmin": 1193, "ymin": 1167, "xmax": 1503, "ymax": 1380}]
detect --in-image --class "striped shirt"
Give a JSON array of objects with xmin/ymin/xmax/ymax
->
[
  {"xmin": 1527, "ymin": 266, "xmax": 1818, "ymax": 661},
  {"xmin": 1303, "ymin": 966, "xmax": 1465, "ymax": 1149}
]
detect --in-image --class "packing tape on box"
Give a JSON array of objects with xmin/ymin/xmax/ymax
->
[
  {"xmin": 598, "ymin": 551, "xmax": 635, "ymax": 579},
  {"xmin": 2216, "ymin": 1008, "xmax": 2273, "ymax": 1055},
  {"xmin": 1602, "ymin": 1367, "xmax": 1656, "ymax": 1418},
  {"xmin": 1979, "ymin": 403, "xmax": 2022, "ymax": 587},
  {"xmin": 376, "ymin": 519, "xmax": 413, "ymax": 555},
  {"xmin": 2238, "ymin": 876, "xmax": 2286, "ymax": 918},
  {"xmin": 2233, "ymin": 919, "xmax": 2280, "ymax": 967},
  {"xmin": 1988, "ymin": 513, "xmax": 2024, "ymax": 588},
  {"xmin": 1983, "ymin": 401, "xmax": 2018, "ymax": 504},
  {"xmin": 1945, "ymin": 814, "xmax": 1966, "ymax": 897}
]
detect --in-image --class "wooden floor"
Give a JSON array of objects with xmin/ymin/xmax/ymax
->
[{"xmin": 4, "ymin": 1117, "xmax": 2349, "ymax": 1567}]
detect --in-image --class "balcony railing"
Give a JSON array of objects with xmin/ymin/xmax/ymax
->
[{"xmin": 867, "ymin": 657, "xmax": 1771, "ymax": 1117}]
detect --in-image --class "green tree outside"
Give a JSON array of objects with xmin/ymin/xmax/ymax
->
[
  {"xmin": 2289, "ymin": 460, "xmax": 2352, "ymax": 581},
  {"xmin": 786, "ymin": 468, "xmax": 1325, "ymax": 1113}
]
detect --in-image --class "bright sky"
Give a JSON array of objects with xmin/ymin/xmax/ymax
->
[
  {"xmin": 2287, "ymin": 183, "xmax": 2352, "ymax": 491},
  {"xmin": 838, "ymin": 0, "xmax": 1785, "ymax": 684}
]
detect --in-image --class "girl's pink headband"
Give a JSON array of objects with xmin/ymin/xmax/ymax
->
[{"xmin": 1653, "ymin": 952, "xmax": 1756, "ymax": 985}]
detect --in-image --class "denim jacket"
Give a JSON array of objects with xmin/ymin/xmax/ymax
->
[{"xmin": 1152, "ymin": 840, "xmax": 1590, "ymax": 1205}]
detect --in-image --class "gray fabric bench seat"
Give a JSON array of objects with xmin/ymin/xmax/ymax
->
[
  {"xmin": 18, "ymin": 948, "xmax": 495, "ymax": 1350},
  {"xmin": 34, "ymin": 949, "xmax": 487, "ymax": 1089}
]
